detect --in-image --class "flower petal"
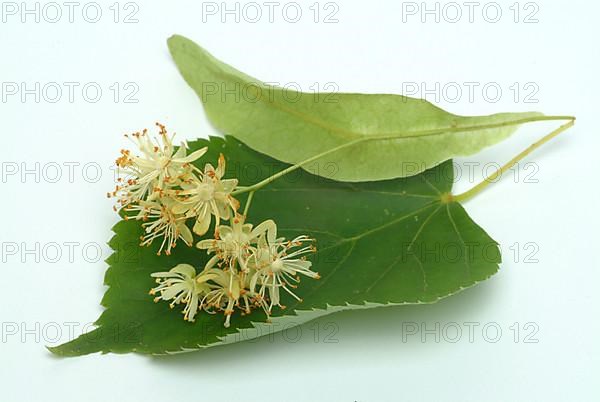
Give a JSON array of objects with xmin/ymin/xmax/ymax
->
[
  {"xmin": 177, "ymin": 147, "xmax": 207, "ymax": 163},
  {"xmin": 196, "ymin": 239, "xmax": 217, "ymax": 250},
  {"xmin": 171, "ymin": 201, "xmax": 190, "ymax": 215},
  {"xmin": 216, "ymin": 153, "xmax": 226, "ymax": 178},
  {"xmin": 151, "ymin": 271, "xmax": 178, "ymax": 278},
  {"xmin": 170, "ymin": 263, "xmax": 197, "ymax": 278},
  {"xmin": 221, "ymin": 178, "xmax": 238, "ymax": 193},
  {"xmin": 173, "ymin": 143, "xmax": 187, "ymax": 159},
  {"xmin": 179, "ymin": 224, "xmax": 193, "ymax": 246},
  {"xmin": 252, "ymin": 219, "xmax": 277, "ymax": 243},
  {"xmin": 193, "ymin": 212, "xmax": 211, "ymax": 236},
  {"xmin": 188, "ymin": 293, "xmax": 199, "ymax": 321}
]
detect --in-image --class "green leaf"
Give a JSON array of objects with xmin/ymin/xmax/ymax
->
[
  {"xmin": 50, "ymin": 136, "xmax": 500, "ymax": 356},
  {"xmin": 167, "ymin": 34, "xmax": 542, "ymax": 182}
]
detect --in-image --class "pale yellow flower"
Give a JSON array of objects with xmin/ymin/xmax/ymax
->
[
  {"xmin": 127, "ymin": 198, "xmax": 193, "ymax": 256},
  {"xmin": 196, "ymin": 216, "xmax": 275, "ymax": 272},
  {"xmin": 250, "ymin": 223, "xmax": 319, "ymax": 312},
  {"xmin": 108, "ymin": 123, "xmax": 207, "ymax": 207},
  {"xmin": 175, "ymin": 154, "xmax": 239, "ymax": 235},
  {"xmin": 150, "ymin": 264, "xmax": 209, "ymax": 322}
]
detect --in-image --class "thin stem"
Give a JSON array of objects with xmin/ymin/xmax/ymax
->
[
  {"xmin": 233, "ymin": 138, "xmax": 362, "ymax": 195},
  {"xmin": 232, "ymin": 115, "xmax": 575, "ymax": 195},
  {"xmin": 242, "ymin": 191, "xmax": 255, "ymax": 217},
  {"xmin": 453, "ymin": 118, "xmax": 575, "ymax": 203}
]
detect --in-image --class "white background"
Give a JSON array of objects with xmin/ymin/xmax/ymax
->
[{"xmin": 1, "ymin": 0, "xmax": 598, "ymax": 401}]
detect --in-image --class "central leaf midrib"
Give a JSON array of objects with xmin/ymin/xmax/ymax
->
[{"xmin": 202, "ymin": 62, "xmax": 500, "ymax": 146}]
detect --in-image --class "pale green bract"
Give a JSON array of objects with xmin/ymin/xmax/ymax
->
[{"xmin": 167, "ymin": 34, "xmax": 542, "ymax": 182}]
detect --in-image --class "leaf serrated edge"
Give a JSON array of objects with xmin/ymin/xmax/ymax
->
[{"xmin": 154, "ymin": 267, "xmax": 498, "ymax": 355}]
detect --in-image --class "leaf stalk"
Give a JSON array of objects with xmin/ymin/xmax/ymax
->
[
  {"xmin": 232, "ymin": 115, "xmax": 575, "ymax": 196},
  {"xmin": 453, "ymin": 118, "xmax": 575, "ymax": 203}
]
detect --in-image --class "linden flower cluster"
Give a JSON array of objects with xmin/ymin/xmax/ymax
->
[
  {"xmin": 108, "ymin": 123, "xmax": 238, "ymax": 256},
  {"xmin": 150, "ymin": 217, "xmax": 318, "ymax": 326},
  {"xmin": 109, "ymin": 124, "xmax": 319, "ymax": 327}
]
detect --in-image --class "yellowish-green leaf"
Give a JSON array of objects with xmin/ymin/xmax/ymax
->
[{"xmin": 167, "ymin": 34, "xmax": 546, "ymax": 182}]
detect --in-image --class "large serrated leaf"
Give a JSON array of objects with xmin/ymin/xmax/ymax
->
[
  {"xmin": 50, "ymin": 136, "xmax": 500, "ymax": 356},
  {"xmin": 167, "ymin": 34, "xmax": 541, "ymax": 182}
]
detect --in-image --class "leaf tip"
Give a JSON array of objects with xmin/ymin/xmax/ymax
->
[
  {"xmin": 46, "ymin": 344, "xmax": 68, "ymax": 357},
  {"xmin": 167, "ymin": 34, "xmax": 189, "ymax": 54}
]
